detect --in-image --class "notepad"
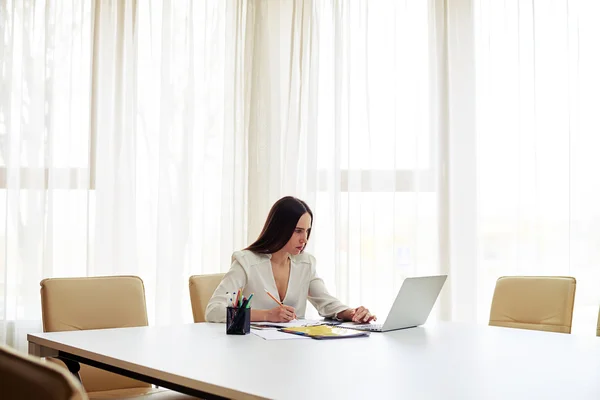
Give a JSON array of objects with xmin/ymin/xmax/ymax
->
[{"xmin": 280, "ymin": 325, "xmax": 369, "ymax": 340}]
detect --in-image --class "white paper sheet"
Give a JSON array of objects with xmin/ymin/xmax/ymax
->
[
  {"xmin": 250, "ymin": 319, "xmax": 327, "ymax": 329},
  {"xmin": 251, "ymin": 328, "xmax": 310, "ymax": 340}
]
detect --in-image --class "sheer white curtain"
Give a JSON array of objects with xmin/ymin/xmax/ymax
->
[
  {"xmin": 4, "ymin": 0, "xmax": 599, "ymax": 351},
  {"xmin": 474, "ymin": 0, "xmax": 600, "ymax": 333},
  {"xmin": 0, "ymin": 0, "xmax": 249, "ymax": 350},
  {"xmin": 94, "ymin": 0, "xmax": 249, "ymax": 325},
  {"xmin": 2, "ymin": 0, "xmax": 454, "ymax": 351},
  {"xmin": 0, "ymin": 0, "xmax": 94, "ymax": 349},
  {"xmin": 246, "ymin": 0, "xmax": 448, "ymax": 317}
]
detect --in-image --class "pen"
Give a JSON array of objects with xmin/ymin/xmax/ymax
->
[
  {"xmin": 264, "ymin": 289, "xmax": 283, "ymax": 306},
  {"xmin": 246, "ymin": 293, "xmax": 254, "ymax": 308},
  {"xmin": 236, "ymin": 289, "xmax": 242, "ymax": 307},
  {"xmin": 239, "ymin": 297, "xmax": 250, "ymax": 310}
]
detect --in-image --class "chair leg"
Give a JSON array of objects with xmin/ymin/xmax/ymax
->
[{"xmin": 57, "ymin": 355, "xmax": 82, "ymax": 382}]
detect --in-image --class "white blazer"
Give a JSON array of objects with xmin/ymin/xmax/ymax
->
[{"xmin": 205, "ymin": 250, "xmax": 349, "ymax": 323}]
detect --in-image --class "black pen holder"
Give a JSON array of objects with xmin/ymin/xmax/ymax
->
[{"xmin": 226, "ymin": 306, "xmax": 251, "ymax": 335}]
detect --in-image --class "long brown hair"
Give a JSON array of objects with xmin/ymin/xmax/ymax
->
[{"xmin": 245, "ymin": 196, "xmax": 313, "ymax": 254}]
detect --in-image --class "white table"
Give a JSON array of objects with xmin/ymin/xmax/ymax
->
[{"xmin": 28, "ymin": 322, "xmax": 600, "ymax": 399}]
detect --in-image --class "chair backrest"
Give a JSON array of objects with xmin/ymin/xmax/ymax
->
[
  {"xmin": 40, "ymin": 276, "xmax": 151, "ymax": 393},
  {"xmin": 0, "ymin": 344, "xmax": 88, "ymax": 400},
  {"xmin": 489, "ymin": 276, "xmax": 576, "ymax": 334},
  {"xmin": 189, "ymin": 274, "xmax": 226, "ymax": 323}
]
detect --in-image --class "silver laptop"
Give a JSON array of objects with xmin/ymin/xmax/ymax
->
[{"xmin": 340, "ymin": 275, "xmax": 447, "ymax": 332}]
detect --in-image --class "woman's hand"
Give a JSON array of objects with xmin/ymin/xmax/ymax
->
[
  {"xmin": 337, "ymin": 306, "xmax": 376, "ymax": 323},
  {"xmin": 266, "ymin": 305, "xmax": 297, "ymax": 322}
]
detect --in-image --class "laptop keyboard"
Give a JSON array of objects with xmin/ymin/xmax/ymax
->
[{"xmin": 341, "ymin": 323, "xmax": 383, "ymax": 331}]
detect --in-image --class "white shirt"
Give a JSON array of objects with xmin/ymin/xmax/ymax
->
[{"xmin": 205, "ymin": 250, "xmax": 349, "ymax": 323}]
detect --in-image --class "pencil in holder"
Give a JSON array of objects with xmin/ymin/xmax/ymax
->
[{"xmin": 226, "ymin": 306, "xmax": 251, "ymax": 335}]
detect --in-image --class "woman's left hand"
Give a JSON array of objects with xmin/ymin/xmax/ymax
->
[{"xmin": 338, "ymin": 306, "xmax": 376, "ymax": 323}]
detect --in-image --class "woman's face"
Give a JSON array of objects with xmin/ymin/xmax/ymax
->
[{"xmin": 282, "ymin": 212, "xmax": 311, "ymax": 255}]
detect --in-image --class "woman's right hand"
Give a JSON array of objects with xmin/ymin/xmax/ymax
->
[{"xmin": 266, "ymin": 305, "xmax": 296, "ymax": 322}]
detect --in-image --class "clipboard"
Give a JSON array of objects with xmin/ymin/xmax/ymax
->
[{"xmin": 280, "ymin": 325, "xmax": 369, "ymax": 340}]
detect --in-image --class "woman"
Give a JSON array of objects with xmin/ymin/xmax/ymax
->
[{"xmin": 205, "ymin": 196, "xmax": 376, "ymax": 323}]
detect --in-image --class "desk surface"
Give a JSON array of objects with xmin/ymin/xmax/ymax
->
[{"xmin": 28, "ymin": 322, "xmax": 600, "ymax": 399}]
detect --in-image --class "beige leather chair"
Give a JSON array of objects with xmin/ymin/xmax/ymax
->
[
  {"xmin": 0, "ymin": 343, "xmax": 88, "ymax": 400},
  {"xmin": 489, "ymin": 276, "xmax": 576, "ymax": 334},
  {"xmin": 189, "ymin": 274, "xmax": 225, "ymax": 323},
  {"xmin": 40, "ymin": 276, "xmax": 194, "ymax": 399}
]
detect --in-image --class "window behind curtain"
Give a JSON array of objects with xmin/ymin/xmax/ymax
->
[
  {"xmin": 311, "ymin": 0, "xmax": 441, "ymax": 315},
  {"xmin": 0, "ymin": 0, "xmax": 94, "ymax": 327},
  {"xmin": 475, "ymin": 0, "xmax": 600, "ymax": 333}
]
